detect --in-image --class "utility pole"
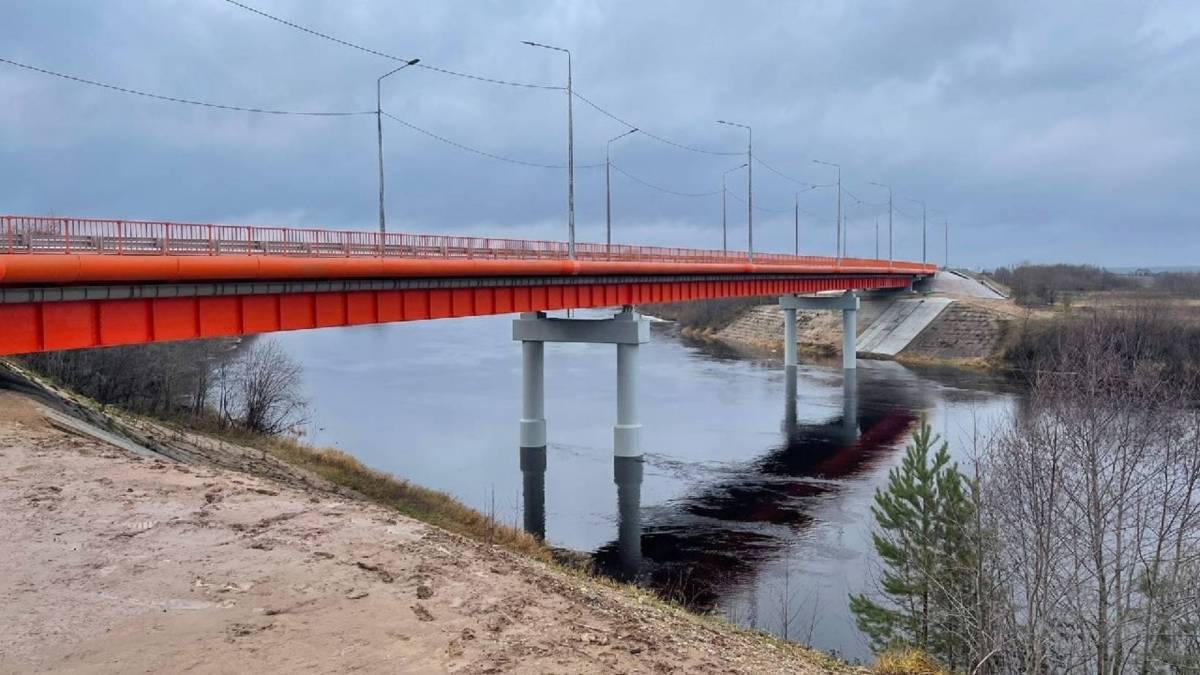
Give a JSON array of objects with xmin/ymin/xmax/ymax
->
[
  {"xmin": 813, "ymin": 160, "xmax": 842, "ymax": 262},
  {"xmin": 871, "ymin": 182, "xmax": 893, "ymax": 266},
  {"xmin": 944, "ymin": 216, "xmax": 949, "ymax": 269},
  {"xmin": 717, "ymin": 121, "xmax": 752, "ymax": 261},
  {"xmin": 794, "ymin": 193, "xmax": 799, "ymax": 255},
  {"xmin": 875, "ymin": 217, "xmax": 879, "ymax": 259},
  {"xmin": 376, "ymin": 58, "xmax": 420, "ymax": 235},
  {"xmin": 903, "ymin": 197, "xmax": 927, "ymax": 265},
  {"xmin": 605, "ymin": 128, "xmax": 637, "ymax": 251},
  {"xmin": 721, "ymin": 163, "xmax": 747, "ymax": 253},
  {"xmin": 523, "ymin": 41, "xmax": 575, "ymax": 258}
]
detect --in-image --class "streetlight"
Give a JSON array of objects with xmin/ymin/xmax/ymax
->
[
  {"xmin": 793, "ymin": 193, "xmax": 800, "ymax": 256},
  {"xmin": 523, "ymin": 41, "xmax": 575, "ymax": 258},
  {"xmin": 721, "ymin": 163, "xmax": 747, "ymax": 253},
  {"xmin": 605, "ymin": 128, "xmax": 638, "ymax": 250},
  {"xmin": 875, "ymin": 217, "xmax": 880, "ymax": 260},
  {"xmin": 903, "ymin": 197, "xmax": 927, "ymax": 264},
  {"xmin": 717, "ymin": 120, "xmax": 752, "ymax": 261},
  {"xmin": 813, "ymin": 160, "xmax": 842, "ymax": 261},
  {"xmin": 869, "ymin": 181, "xmax": 893, "ymax": 266},
  {"xmin": 377, "ymin": 58, "xmax": 420, "ymax": 235}
]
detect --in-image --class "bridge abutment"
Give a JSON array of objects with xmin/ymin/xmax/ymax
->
[
  {"xmin": 778, "ymin": 291, "xmax": 860, "ymax": 370},
  {"xmin": 513, "ymin": 307, "xmax": 650, "ymax": 459}
]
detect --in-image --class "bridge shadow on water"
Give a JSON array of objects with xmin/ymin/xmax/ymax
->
[{"xmin": 521, "ymin": 361, "xmax": 931, "ymax": 614}]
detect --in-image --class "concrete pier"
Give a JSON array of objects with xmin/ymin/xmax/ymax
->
[
  {"xmin": 782, "ymin": 306, "xmax": 798, "ymax": 368},
  {"xmin": 513, "ymin": 307, "xmax": 650, "ymax": 458},
  {"xmin": 779, "ymin": 291, "xmax": 860, "ymax": 370},
  {"xmin": 520, "ymin": 339, "xmax": 546, "ymax": 449}
]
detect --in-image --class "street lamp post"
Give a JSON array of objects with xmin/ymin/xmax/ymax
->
[
  {"xmin": 813, "ymin": 160, "xmax": 842, "ymax": 262},
  {"xmin": 903, "ymin": 197, "xmax": 927, "ymax": 264},
  {"xmin": 869, "ymin": 182, "xmax": 893, "ymax": 266},
  {"xmin": 875, "ymin": 217, "xmax": 879, "ymax": 259},
  {"xmin": 717, "ymin": 120, "xmax": 752, "ymax": 261},
  {"xmin": 605, "ymin": 128, "xmax": 638, "ymax": 250},
  {"xmin": 944, "ymin": 216, "xmax": 949, "ymax": 269},
  {"xmin": 721, "ymin": 163, "xmax": 747, "ymax": 253},
  {"xmin": 376, "ymin": 58, "xmax": 420, "ymax": 235},
  {"xmin": 794, "ymin": 193, "xmax": 800, "ymax": 256},
  {"xmin": 523, "ymin": 41, "xmax": 575, "ymax": 258}
]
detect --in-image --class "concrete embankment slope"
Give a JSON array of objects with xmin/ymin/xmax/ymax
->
[
  {"xmin": 855, "ymin": 297, "xmax": 954, "ymax": 358},
  {"xmin": 699, "ymin": 271, "xmax": 1012, "ymax": 364}
]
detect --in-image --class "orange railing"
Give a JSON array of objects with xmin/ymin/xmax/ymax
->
[{"xmin": 0, "ymin": 215, "xmax": 935, "ymax": 274}]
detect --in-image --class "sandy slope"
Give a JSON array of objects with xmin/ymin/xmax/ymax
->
[{"xmin": 0, "ymin": 390, "xmax": 841, "ymax": 674}]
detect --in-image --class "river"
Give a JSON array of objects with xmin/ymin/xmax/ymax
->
[{"xmin": 272, "ymin": 309, "xmax": 1018, "ymax": 664}]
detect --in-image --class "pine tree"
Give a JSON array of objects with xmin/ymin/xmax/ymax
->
[{"xmin": 850, "ymin": 419, "xmax": 976, "ymax": 667}]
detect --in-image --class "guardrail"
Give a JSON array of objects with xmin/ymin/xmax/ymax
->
[{"xmin": 1, "ymin": 216, "xmax": 935, "ymax": 274}]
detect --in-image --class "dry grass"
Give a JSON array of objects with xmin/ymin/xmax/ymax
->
[
  {"xmin": 205, "ymin": 426, "xmax": 552, "ymax": 561},
  {"xmin": 872, "ymin": 649, "xmax": 947, "ymax": 675}
]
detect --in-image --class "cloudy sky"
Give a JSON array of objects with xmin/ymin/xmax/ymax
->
[{"xmin": 2, "ymin": 1, "xmax": 1198, "ymax": 268}]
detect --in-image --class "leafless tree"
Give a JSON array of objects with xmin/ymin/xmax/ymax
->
[
  {"xmin": 212, "ymin": 338, "xmax": 307, "ymax": 434},
  {"xmin": 979, "ymin": 306, "xmax": 1200, "ymax": 673}
]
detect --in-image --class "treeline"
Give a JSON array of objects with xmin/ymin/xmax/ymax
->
[
  {"xmin": 854, "ymin": 306, "xmax": 1200, "ymax": 673},
  {"xmin": 20, "ymin": 337, "xmax": 306, "ymax": 435},
  {"xmin": 989, "ymin": 264, "xmax": 1200, "ymax": 306}
]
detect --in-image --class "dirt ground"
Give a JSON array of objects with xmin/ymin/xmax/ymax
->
[{"xmin": 0, "ymin": 390, "xmax": 843, "ymax": 674}]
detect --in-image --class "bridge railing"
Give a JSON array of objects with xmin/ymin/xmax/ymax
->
[{"xmin": 1, "ymin": 216, "xmax": 935, "ymax": 273}]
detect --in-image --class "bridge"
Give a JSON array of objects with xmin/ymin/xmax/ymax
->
[{"xmin": 0, "ymin": 214, "xmax": 934, "ymax": 459}]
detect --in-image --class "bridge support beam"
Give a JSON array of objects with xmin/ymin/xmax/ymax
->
[
  {"xmin": 513, "ymin": 307, "xmax": 651, "ymax": 458},
  {"xmin": 779, "ymin": 291, "xmax": 860, "ymax": 370}
]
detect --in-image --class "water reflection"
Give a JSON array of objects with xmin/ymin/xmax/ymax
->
[{"xmin": 548, "ymin": 364, "xmax": 929, "ymax": 611}]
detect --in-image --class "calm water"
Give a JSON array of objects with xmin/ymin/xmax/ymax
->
[{"xmin": 272, "ymin": 310, "xmax": 1017, "ymax": 663}]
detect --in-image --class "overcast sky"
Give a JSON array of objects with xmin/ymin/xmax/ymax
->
[{"xmin": 2, "ymin": 1, "xmax": 1198, "ymax": 268}]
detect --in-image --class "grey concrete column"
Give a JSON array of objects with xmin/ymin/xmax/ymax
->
[
  {"xmin": 783, "ymin": 305, "xmax": 798, "ymax": 368},
  {"xmin": 520, "ymin": 338, "xmax": 546, "ymax": 449},
  {"xmin": 614, "ymin": 455, "xmax": 644, "ymax": 581},
  {"xmin": 615, "ymin": 340, "xmax": 642, "ymax": 458},
  {"xmin": 842, "ymin": 294, "xmax": 857, "ymax": 371},
  {"xmin": 520, "ymin": 446, "xmax": 547, "ymax": 540}
]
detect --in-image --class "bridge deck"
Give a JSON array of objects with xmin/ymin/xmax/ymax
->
[{"xmin": 0, "ymin": 216, "xmax": 935, "ymax": 356}]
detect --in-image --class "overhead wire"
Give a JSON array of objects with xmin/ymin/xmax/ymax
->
[
  {"xmin": 0, "ymin": 56, "xmax": 373, "ymax": 116},
  {"xmin": 571, "ymin": 91, "xmax": 743, "ymax": 157},
  {"xmin": 726, "ymin": 190, "xmax": 791, "ymax": 214},
  {"xmin": 382, "ymin": 111, "xmax": 602, "ymax": 169},
  {"xmin": 609, "ymin": 162, "xmax": 721, "ymax": 197},
  {"xmin": 753, "ymin": 155, "xmax": 819, "ymax": 187},
  {"xmin": 221, "ymin": 0, "xmax": 561, "ymax": 90}
]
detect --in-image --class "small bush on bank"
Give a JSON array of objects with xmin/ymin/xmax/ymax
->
[{"xmin": 872, "ymin": 649, "xmax": 947, "ymax": 675}]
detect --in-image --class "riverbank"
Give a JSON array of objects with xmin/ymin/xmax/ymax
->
[
  {"xmin": 646, "ymin": 291, "xmax": 1017, "ymax": 370},
  {"xmin": 0, "ymin": 362, "xmax": 852, "ymax": 674}
]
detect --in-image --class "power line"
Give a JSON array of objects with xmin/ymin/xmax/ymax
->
[
  {"xmin": 753, "ymin": 155, "xmax": 819, "ymax": 187},
  {"xmin": 571, "ymin": 90, "xmax": 743, "ymax": 157},
  {"xmin": 382, "ymin": 110, "xmax": 602, "ymax": 169},
  {"xmin": 0, "ymin": 56, "xmax": 374, "ymax": 116},
  {"xmin": 609, "ymin": 162, "xmax": 721, "ymax": 197},
  {"xmin": 726, "ymin": 190, "xmax": 791, "ymax": 214},
  {"xmin": 221, "ymin": 0, "xmax": 562, "ymax": 90}
]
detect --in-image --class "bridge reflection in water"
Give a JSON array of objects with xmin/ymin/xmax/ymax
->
[{"xmin": 520, "ymin": 363, "xmax": 925, "ymax": 611}]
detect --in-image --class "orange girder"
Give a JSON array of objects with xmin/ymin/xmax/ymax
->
[{"xmin": 0, "ymin": 274, "xmax": 914, "ymax": 356}]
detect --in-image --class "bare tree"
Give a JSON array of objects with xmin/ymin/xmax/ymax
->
[{"xmin": 212, "ymin": 339, "xmax": 307, "ymax": 434}]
